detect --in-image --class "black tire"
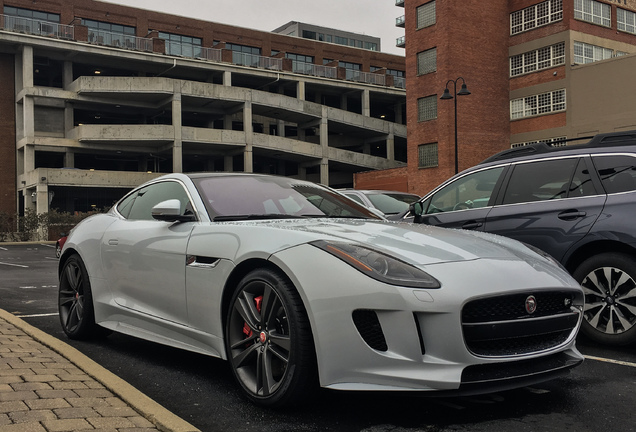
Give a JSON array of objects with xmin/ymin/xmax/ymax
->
[
  {"xmin": 58, "ymin": 254, "xmax": 108, "ymax": 340},
  {"xmin": 225, "ymin": 268, "xmax": 317, "ymax": 407},
  {"xmin": 573, "ymin": 252, "xmax": 636, "ymax": 346}
]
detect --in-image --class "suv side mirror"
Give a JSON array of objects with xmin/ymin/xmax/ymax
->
[{"xmin": 411, "ymin": 202, "xmax": 423, "ymax": 216}]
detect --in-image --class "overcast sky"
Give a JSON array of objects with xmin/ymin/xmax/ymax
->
[{"xmin": 103, "ymin": 0, "xmax": 405, "ymax": 55}]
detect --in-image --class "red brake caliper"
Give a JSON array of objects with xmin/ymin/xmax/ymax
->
[{"xmin": 242, "ymin": 295, "xmax": 263, "ymax": 339}]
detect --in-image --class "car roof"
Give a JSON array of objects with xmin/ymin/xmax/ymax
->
[{"xmin": 480, "ymin": 130, "xmax": 636, "ymax": 165}]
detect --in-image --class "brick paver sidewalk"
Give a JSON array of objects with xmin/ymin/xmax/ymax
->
[{"xmin": 0, "ymin": 310, "xmax": 199, "ymax": 432}]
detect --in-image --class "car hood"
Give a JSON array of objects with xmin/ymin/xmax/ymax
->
[{"xmin": 199, "ymin": 218, "xmax": 541, "ymax": 267}]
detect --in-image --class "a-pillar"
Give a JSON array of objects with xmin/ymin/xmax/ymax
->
[
  {"xmin": 320, "ymin": 107, "xmax": 329, "ymax": 185},
  {"xmin": 243, "ymin": 101, "xmax": 253, "ymax": 172},
  {"xmin": 172, "ymin": 86, "xmax": 183, "ymax": 172}
]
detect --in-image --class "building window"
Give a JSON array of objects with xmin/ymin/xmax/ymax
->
[
  {"xmin": 417, "ymin": 96, "xmax": 437, "ymax": 122},
  {"xmin": 82, "ymin": 19, "xmax": 135, "ymax": 35},
  {"xmin": 510, "ymin": 89, "xmax": 566, "ymax": 120},
  {"xmin": 511, "ymin": 137, "xmax": 567, "ymax": 148},
  {"xmin": 387, "ymin": 69, "xmax": 405, "ymax": 78},
  {"xmin": 417, "ymin": 47, "xmax": 437, "ymax": 75},
  {"xmin": 574, "ymin": 0, "xmax": 611, "ymax": 27},
  {"xmin": 510, "ymin": 42, "xmax": 565, "ymax": 76},
  {"xmin": 416, "ymin": 1, "xmax": 436, "ymax": 30},
  {"xmin": 3, "ymin": 6, "xmax": 60, "ymax": 22},
  {"xmin": 616, "ymin": 51, "xmax": 629, "ymax": 57},
  {"xmin": 573, "ymin": 41, "xmax": 613, "ymax": 64},
  {"xmin": 159, "ymin": 32, "xmax": 202, "ymax": 57},
  {"xmin": 226, "ymin": 43, "xmax": 262, "ymax": 66},
  {"xmin": 418, "ymin": 143, "xmax": 438, "ymax": 168},
  {"xmin": 618, "ymin": 8, "xmax": 636, "ymax": 34},
  {"xmin": 510, "ymin": 0, "xmax": 563, "ymax": 35},
  {"xmin": 287, "ymin": 53, "xmax": 314, "ymax": 73},
  {"xmin": 335, "ymin": 36, "xmax": 348, "ymax": 45},
  {"xmin": 302, "ymin": 30, "xmax": 317, "ymax": 40},
  {"xmin": 364, "ymin": 41, "xmax": 378, "ymax": 51}
]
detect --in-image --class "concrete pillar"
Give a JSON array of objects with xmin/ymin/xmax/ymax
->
[
  {"xmin": 277, "ymin": 159, "xmax": 285, "ymax": 176},
  {"xmin": 224, "ymin": 155, "xmax": 233, "ymax": 172},
  {"xmin": 363, "ymin": 142, "xmax": 371, "ymax": 155},
  {"xmin": 297, "ymin": 81, "xmax": 305, "ymax": 101},
  {"xmin": 63, "ymin": 61, "xmax": 73, "ymax": 89},
  {"xmin": 243, "ymin": 101, "xmax": 253, "ymax": 172},
  {"xmin": 340, "ymin": 94, "xmax": 348, "ymax": 111},
  {"xmin": 172, "ymin": 90, "xmax": 183, "ymax": 173},
  {"xmin": 394, "ymin": 102, "xmax": 403, "ymax": 124},
  {"xmin": 223, "ymin": 71, "xmax": 232, "ymax": 86},
  {"xmin": 138, "ymin": 157, "xmax": 148, "ymax": 172},
  {"xmin": 36, "ymin": 182, "xmax": 49, "ymax": 217},
  {"xmin": 224, "ymin": 115, "xmax": 232, "ymax": 130},
  {"xmin": 320, "ymin": 106, "xmax": 329, "ymax": 185},
  {"xmin": 277, "ymin": 119, "xmax": 285, "ymax": 137},
  {"xmin": 362, "ymin": 89, "xmax": 370, "ymax": 117},
  {"xmin": 64, "ymin": 150, "xmax": 74, "ymax": 168},
  {"xmin": 387, "ymin": 132, "xmax": 395, "ymax": 161},
  {"xmin": 22, "ymin": 45, "xmax": 33, "ymax": 89},
  {"xmin": 298, "ymin": 166, "xmax": 307, "ymax": 180}
]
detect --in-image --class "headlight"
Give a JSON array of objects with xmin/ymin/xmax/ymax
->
[{"xmin": 311, "ymin": 240, "xmax": 440, "ymax": 289}]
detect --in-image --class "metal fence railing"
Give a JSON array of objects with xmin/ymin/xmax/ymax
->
[
  {"xmin": 346, "ymin": 70, "xmax": 386, "ymax": 86},
  {"xmin": 197, "ymin": 47, "xmax": 223, "ymax": 63},
  {"xmin": 88, "ymin": 29, "xmax": 152, "ymax": 52},
  {"xmin": 393, "ymin": 76, "xmax": 406, "ymax": 89},
  {"xmin": 233, "ymin": 52, "xmax": 283, "ymax": 71},
  {"xmin": 0, "ymin": 14, "xmax": 73, "ymax": 40},
  {"xmin": 292, "ymin": 61, "xmax": 338, "ymax": 79}
]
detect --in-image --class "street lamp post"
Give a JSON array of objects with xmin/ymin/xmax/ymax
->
[{"xmin": 440, "ymin": 77, "xmax": 471, "ymax": 174}]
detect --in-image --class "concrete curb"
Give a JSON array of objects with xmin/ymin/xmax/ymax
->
[{"xmin": 0, "ymin": 308, "xmax": 201, "ymax": 432}]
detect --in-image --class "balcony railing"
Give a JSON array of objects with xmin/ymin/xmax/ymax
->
[
  {"xmin": 396, "ymin": 16, "xmax": 405, "ymax": 27},
  {"xmin": 197, "ymin": 47, "xmax": 223, "ymax": 63},
  {"xmin": 346, "ymin": 70, "xmax": 386, "ymax": 86},
  {"xmin": 233, "ymin": 52, "xmax": 283, "ymax": 71},
  {"xmin": 0, "ymin": 14, "xmax": 73, "ymax": 40},
  {"xmin": 88, "ymin": 29, "xmax": 152, "ymax": 52},
  {"xmin": 393, "ymin": 76, "xmax": 406, "ymax": 89},
  {"xmin": 292, "ymin": 61, "xmax": 338, "ymax": 79},
  {"xmin": 396, "ymin": 0, "xmax": 405, "ymax": 7},
  {"xmin": 396, "ymin": 35, "xmax": 405, "ymax": 48}
]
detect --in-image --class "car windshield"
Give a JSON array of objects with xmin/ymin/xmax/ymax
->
[
  {"xmin": 366, "ymin": 193, "xmax": 420, "ymax": 215},
  {"xmin": 193, "ymin": 175, "xmax": 381, "ymax": 220}
]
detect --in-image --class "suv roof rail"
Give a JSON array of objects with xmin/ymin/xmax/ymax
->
[{"xmin": 480, "ymin": 130, "xmax": 636, "ymax": 164}]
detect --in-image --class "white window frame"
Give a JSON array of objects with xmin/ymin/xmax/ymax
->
[
  {"xmin": 510, "ymin": 42, "xmax": 565, "ymax": 76},
  {"xmin": 573, "ymin": 41, "xmax": 613, "ymax": 64},
  {"xmin": 510, "ymin": 89, "xmax": 566, "ymax": 120},
  {"xmin": 574, "ymin": 0, "xmax": 611, "ymax": 27},
  {"xmin": 511, "ymin": 0, "xmax": 563, "ymax": 35},
  {"xmin": 618, "ymin": 8, "xmax": 636, "ymax": 34}
]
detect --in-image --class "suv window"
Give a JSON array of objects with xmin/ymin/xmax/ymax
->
[
  {"xmin": 502, "ymin": 158, "xmax": 578, "ymax": 205},
  {"xmin": 593, "ymin": 154, "xmax": 636, "ymax": 194},
  {"xmin": 127, "ymin": 181, "xmax": 193, "ymax": 221},
  {"xmin": 427, "ymin": 166, "xmax": 505, "ymax": 214}
]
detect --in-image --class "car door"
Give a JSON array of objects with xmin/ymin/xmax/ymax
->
[
  {"xmin": 101, "ymin": 180, "xmax": 196, "ymax": 325},
  {"xmin": 417, "ymin": 165, "xmax": 508, "ymax": 230},
  {"xmin": 484, "ymin": 156, "xmax": 606, "ymax": 262}
]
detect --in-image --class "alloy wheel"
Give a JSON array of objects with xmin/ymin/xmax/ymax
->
[{"xmin": 59, "ymin": 260, "xmax": 86, "ymax": 334}]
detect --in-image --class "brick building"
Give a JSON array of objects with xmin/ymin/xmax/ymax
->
[
  {"xmin": 0, "ymin": 0, "xmax": 406, "ymax": 217},
  {"xmin": 356, "ymin": 0, "xmax": 636, "ymax": 196}
]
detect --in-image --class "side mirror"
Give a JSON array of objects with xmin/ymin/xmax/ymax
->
[
  {"xmin": 410, "ymin": 202, "xmax": 423, "ymax": 217},
  {"xmin": 152, "ymin": 199, "xmax": 195, "ymax": 222}
]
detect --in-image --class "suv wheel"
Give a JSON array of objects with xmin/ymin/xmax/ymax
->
[{"xmin": 573, "ymin": 253, "xmax": 636, "ymax": 346}]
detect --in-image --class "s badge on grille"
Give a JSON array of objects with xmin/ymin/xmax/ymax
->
[{"xmin": 525, "ymin": 295, "xmax": 537, "ymax": 314}]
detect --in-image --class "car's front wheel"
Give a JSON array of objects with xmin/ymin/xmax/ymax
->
[
  {"xmin": 574, "ymin": 252, "xmax": 636, "ymax": 346},
  {"xmin": 58, "ymin": 254, "xmax": 106, "ymax": 340},
  {"xmin": 225, "ymin": 268, "xmax": 316, "ymax": 407}
]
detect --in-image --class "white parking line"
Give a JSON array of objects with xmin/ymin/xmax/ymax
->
[
  {"xmin": 0, "ymin": 261, "xmax": 28, "ymax": 268},
  {"xmin": 41, "ymin": 244, "xmax": 55, "ymax": 248},
  {"xmin": 0, "ymin": 246, "xmax": 7, "ymax": 251},
  {"xmin": 16, "ymin": 312, "xmax": 59, "ymax": 318},
  {"xmin": 584, "ymin": 355, "xmax": 636, "ymax": 368}
]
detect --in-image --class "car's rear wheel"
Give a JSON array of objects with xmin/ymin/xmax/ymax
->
[
  {"xmin": 573, "ymin": 253, "xmax": 636, "ymax": 346},
  {"xmin": 55, "ymin": 242, "xmax": 62, "ymax": 258},
  {"xmin": 58, "ymin": 254, "xmax": 107, "ymax": 340},
  {"xmin": 225, "ymin": 268, "xmax": 316, "ymax": 407}
]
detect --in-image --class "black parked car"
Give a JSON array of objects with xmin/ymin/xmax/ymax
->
[{"xmin": 408, "ymin": 131, "xmax": 636, "ymax": 346}]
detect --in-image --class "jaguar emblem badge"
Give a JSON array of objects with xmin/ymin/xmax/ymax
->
[{"xmin": 525, "ymin": 295, "xmax": 537, "ymax": 314}]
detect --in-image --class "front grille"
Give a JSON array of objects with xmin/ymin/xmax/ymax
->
[
  {"xmin": 462, "ymin": 291, "xmax": 579, "ymax": 357},
  {"xmin": 352, "ymin": 309, "xmax": 388, "ymax": 352}
]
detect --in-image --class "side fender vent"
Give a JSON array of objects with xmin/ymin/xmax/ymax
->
[{"xmin": 352, "ymin": 309, "xmax": 388, "ymax": 352}]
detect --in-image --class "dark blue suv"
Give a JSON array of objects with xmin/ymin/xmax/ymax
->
[{"xmin": 410, "ymin": 131, "xmax": 636, "ymax": 346}]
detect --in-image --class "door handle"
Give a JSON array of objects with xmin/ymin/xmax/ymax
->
[
  {"xmin": 462, "ymin": 221, "xmax": 483, "ymax": 230},
  {"xmin": 558, "ymin": 210, "xmax": 586, "ymax": 221},
  {"xmin": 108, "ymin": 239, "xmax": 119, "ymax": 246}
]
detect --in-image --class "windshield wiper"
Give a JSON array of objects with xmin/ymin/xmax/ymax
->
[{"xmin": 213, "ymin": 214, "xmax": 312, "ymax": 221}]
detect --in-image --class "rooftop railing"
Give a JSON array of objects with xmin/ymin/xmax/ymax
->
[
  {"xmin": 197, "ymin": 47, "xmax": 223, "ymax": 63},
  {"xmin": 293, "ymin": 61, "xmax": 338, "ymax": 79},
  {"xmin": 233, "ymin": 52, "xmax": 283, "ymax": 71},
  {"xmin": 87, "ymin": 29, "xmax": 152, "ymax": 52},
  {"xmin": 0, "ymin": 14, "xmax": 73, "ymax": 40},
  {"xmin": 346, "ymin": 70, "xmax": 386, "ymax": 86}
]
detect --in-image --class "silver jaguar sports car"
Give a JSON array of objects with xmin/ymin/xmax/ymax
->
[{"xmin": 58, "ymin": 173, "xmax": 585, "ymax": 407}]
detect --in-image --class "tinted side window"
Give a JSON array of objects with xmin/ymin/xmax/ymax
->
[
  {"xmin": 127, "ymin": 181, "xmax": 192, "ymax": 221},
  {"xmin": 116, "ymin": 192, "xmax": 137, "ymax": 218},
  {"xmin": 568, "ymin": 158, "xmax": 597, "ymax": 198},
  {"xmin": 592, "ymin": 155, "xmax": 636, "ymax": 194},
  {"xmin": 344, "ymin": 193, "xmax": 365, "ymax": 206},
  {"xmin": 502, "ymin": 159, "xmax": 577, "ymax": 205},
  {"xmin": 426, "ymin": 167, "xmax": 505, "ymax": 214}
]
